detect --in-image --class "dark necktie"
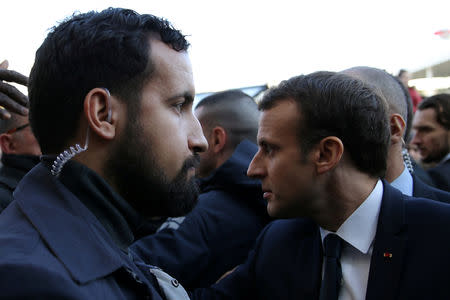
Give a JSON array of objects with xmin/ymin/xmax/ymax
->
[{"xmin": 319, "ymin": 233, "xmax": 343, "ymax": 300}]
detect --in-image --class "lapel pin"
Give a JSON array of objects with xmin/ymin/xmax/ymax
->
[{"xmin": 383, "ymin": 252, "xmax": 393, "ymax": 258}]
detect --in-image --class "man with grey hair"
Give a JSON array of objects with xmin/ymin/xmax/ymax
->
[
  {"xmin": 0, "ymin": 112, "xmax": 41, "ymax": 212},
  {"xmin": 341, "ymin": 66, "xmax": 449, "ymax": 202},
  {"xmin": 0, "ymin": 63, "xmax": 41, "ymax": 212},
  {"xmin": 132, "ymin": 89, "xmax": 270, "ymax": 289}
]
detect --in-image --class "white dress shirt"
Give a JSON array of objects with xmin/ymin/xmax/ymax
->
[
  {"xmin": 390, "ymin": 164, "xmax": 413, "ymax": 196},
  {"xmin": 320, "ymin": 180, "xmax": 383, "ymax": 300}
]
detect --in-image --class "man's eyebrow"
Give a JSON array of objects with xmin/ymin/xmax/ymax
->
[
  {"xmin": 167, "ymin": 92, "xmax": 194, "ymax": 104},
  {"xmin": 258, "ymin": 139, "xmax": 270, "ymax": 148},
  {"xmin": 416, "ymin": 125, "xmax": 433, "ymax": 130}
]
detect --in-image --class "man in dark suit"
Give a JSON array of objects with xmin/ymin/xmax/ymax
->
[
  {"xmin": 412, "ymin": 94, "xmax": 450, "ymax": 192},
  {"xmin": 341, "ymin": 67, "xmax": 449, "ymax": 202},
  {"xmin": 191, "ymin": 71, "xmax": 450, "ymax": 299}
]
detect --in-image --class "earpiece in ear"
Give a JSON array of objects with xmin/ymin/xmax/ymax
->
[{"xmin": 102, "ymin": 87, "xmax": 112, "ymax": 123}]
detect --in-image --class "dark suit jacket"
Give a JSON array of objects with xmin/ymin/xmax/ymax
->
[
  {"xmin": 412, "ymin": 173, "xmax": 450, "ymax": 203},
  {"xmin": 427, "ymin": 160, "xmax": 450, "ymax": 192},
  {"xmin": 191, "ymin": 181, "xmax": 450, "ymax": 300}
]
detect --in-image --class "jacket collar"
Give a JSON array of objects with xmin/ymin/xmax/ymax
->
[
  {"xmin": 198, "ymin": 139, "xmax": 261, "ymax": 192},
  {"xmin": 0, "ymin": 154, "xmax": 40, "ymax": 188},
  {"xmin": 14, "ymin": 163, "xmax": 127, "ymax": 284},
  {"xmin": 1, "ymin": 154, "xmax": 40, "ymax": 171}
]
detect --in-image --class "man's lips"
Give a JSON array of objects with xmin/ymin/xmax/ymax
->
[
  {"xmin": 417, "ymin": 147, "xmax": 427, "ymax": 154},
  {"xmin": 262, "ymin": 189, "xmax": 273, "ymax": 200}
]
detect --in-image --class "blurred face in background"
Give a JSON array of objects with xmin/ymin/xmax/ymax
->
[
  {"xmin": 399, "ymin": 71, "xmax": 411, "ymax": 88},
  {"xmin": 0, "ymin": 114, "xmax": 41, "ymax": 156},
  {"xmin": 412, "ymin": 108, "xmax": 450, "ymax": 164}
]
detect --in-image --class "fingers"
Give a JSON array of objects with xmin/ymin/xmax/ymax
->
[
  {"xmin": 0, "ymin": 81, "xmax": 29, "ymax": 106},
  {"xmin": 0, "ymin": 60, "xmax": 9, "ymax": 69},
  {"xmin": 0, "ymin": 63, "xmax": 30, "ymax": 119},
  {"xmin": 0, "ymin": 86, "xmax": 29, "ymax": 118},
  {"xmin": 0, "ymin": 69, "xmax": 28, "ymax": 86}
]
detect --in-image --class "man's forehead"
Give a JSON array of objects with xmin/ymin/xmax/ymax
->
[
  {"xmin": 415, "ymin": 108, "xmax": 437, "ymax": 123},
  {"xmin": 149, "ymin": 39, "xmax": 191, "ymax": 68},
  {"xmin": 146, "ymin": 38, "xmax": 194, "ymax": 95}
]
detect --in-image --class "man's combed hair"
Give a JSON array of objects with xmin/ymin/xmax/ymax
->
[
  {"xmin": 29, "ymin": 7, "xmax": 190, "ymax": 154},
  {"xmin": 259, "ymin": 71, "xmax": 391, "ymax": 178},
  {"xmin": 418, "ymin": 93, "xmax": 450, "ymax": 130}
]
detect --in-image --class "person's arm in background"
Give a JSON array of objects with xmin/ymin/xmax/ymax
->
[{"xmin": 0, "ymin": 60, "xmax": 29, "ymax": 119}]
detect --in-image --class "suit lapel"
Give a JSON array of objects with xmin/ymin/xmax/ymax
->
[
  {"xmin": 293, "ymin": 221, "xmax": 323, "ymax": 299},
  {"xmin": 366, "ymin": 181, "xmax": 407, "ymax": 300}
]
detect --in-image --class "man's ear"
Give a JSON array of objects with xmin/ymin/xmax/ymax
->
[
  {"xmin": 0, "ymin": 133, "xmax": 13, "ymax": 154},
  {"xmin": 210, "ymin": 126, "xmax": 227, "ymax": 154},
  {"xmin": 390, "ymin": 113, "xmax": 406, "ymax": 144},
  {"xmin": 83, "ymin": 88, "xmax": 116, "ymax": 140},
  {"xmin": 313, "ymin": 136, "xmax": 344, "ymax": 174}
]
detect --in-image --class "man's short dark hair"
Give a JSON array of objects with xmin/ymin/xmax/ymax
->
[
  {"xmin": 418, "ymin": 93, "xmax": 450, "ymax": 130},
  {"xmin": 259, "ymin": 71, "xmax": 390, "ymax": 178},
  {"xmin": 195, "ymin": 89, "xmax": 259, "ymax": 148},
  {"xmin": 29, "ymin": 7, "xmax": 189, "ymax": 154}
]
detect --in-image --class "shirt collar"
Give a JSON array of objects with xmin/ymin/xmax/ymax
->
[
  {"xmin": 390, "ymin": 164, "xmax": 413, "ymax": 196},
  {"xmin": 440, "ymin": 153, "xmax": 450, "ymax": 164},
  {"xmin": 320, "ymin": 179, "xmax": 383, "ymax": 254}
]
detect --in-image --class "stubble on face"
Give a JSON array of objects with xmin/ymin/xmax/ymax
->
[
  {"xmin": 105, "ymin": 112, "xmax": 200, "ymax": 218},
  {"xmin": 422, "ymin": 135, "xmax": 449, "ymax": 163}
]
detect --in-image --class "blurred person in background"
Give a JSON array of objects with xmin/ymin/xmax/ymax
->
[
  {"xmin": 0, "ymin": 111, "xmax": 41, "ymax": 212},
  {"xmin": 0, "ymin": 61, "xmax": 41, "ymax": 213},
  {"xmin": 412, "ymin": 93, "xmax": 450, "ymax": 191},
  {"xmin": 398, "ymin": 69, "xmax": 422, "ymax": 112}
]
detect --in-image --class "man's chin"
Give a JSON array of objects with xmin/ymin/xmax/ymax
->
[
  {"xmin": 422, "ymin": 153, "xmax": 447, "ymax": 164},
  {"xmin": 165, "ymin": 177, "xmax": 199, "ymax": 217}
]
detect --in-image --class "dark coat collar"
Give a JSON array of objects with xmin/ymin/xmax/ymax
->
[
  {"xmin": 198, "ymin": 139, "xmax": 261, "ymax": 192},
  {"xmin": 14, "ymin": 163, "xmax": 127, "ymax": 285},
  {"xmin": 0, "ymin": 154, "xmax": 40, "ymax": 189}
]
